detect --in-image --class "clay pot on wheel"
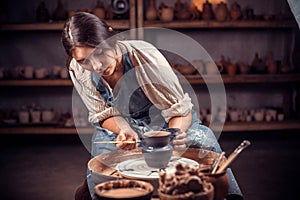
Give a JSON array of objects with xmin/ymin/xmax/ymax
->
[{"xmin": 141, "ymin": 131, "xmax": 173, "ymax": 168}]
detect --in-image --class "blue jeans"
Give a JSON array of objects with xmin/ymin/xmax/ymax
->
[{"xmin": 87, "ymin": 110, "xmax": 243, "ymax": 199}]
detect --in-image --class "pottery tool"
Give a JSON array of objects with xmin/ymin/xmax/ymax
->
[
  {"xmin": 216, "ymin": 140, "xmax": 251, "ymax": 174},
  {"xmin": 94, "ymin": 141, "xmax": 137, "ymax": 144},
  {"xmin": 210, "ymin": 151, "xmax": 225, "ymax": 174}
]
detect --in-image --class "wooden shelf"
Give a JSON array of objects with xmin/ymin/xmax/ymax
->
[
  {"xmin": 0, "ymin": 20, "xmax": 130, "ymax": 31},
  {"xmin": 0, "ymin": 126, "xmax": 93, "ymax": 134},
  {"xmin": 180, "ymin": 74, "xmax": 300, "ymax": 84},
  {"xmin": 1, "ymin": 74, "xmax": 300, "ymax": 86},
  {"xmin": 0, "ymin": 79, "xmax": 73, "ymax": 86},
  {"xmin": 219, "ymin": 120, "xmax": 300, "ymax": 132},
  {"xmin": 1, "ymin": 120, "xmax": 299, "ymax": 134},
  {"xmin": 143, "ymin": 20, "xmax": 298, "ymax": 29}
]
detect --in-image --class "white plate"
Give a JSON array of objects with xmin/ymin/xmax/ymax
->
[{"xmin": 116, "ymin": 156, "xmax": 199, "ymax": 180}]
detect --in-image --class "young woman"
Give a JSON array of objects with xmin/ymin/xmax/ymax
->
[{"xmin": 62, "ymin": 12, "xmax": 243, "ymax": 200}]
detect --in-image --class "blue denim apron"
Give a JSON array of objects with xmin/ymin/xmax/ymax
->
[{"xmin": 86, "ymin": 45, "xmax": 243, "ymax": 199}]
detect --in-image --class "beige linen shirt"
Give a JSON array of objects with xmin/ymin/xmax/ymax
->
[{"xmin": 69, "ymin": 40, "xmax": 193, "ymax": 124}]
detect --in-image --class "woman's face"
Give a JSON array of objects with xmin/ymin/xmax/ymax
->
[{"xmin": 72, "ymin": 46, "xmax": 117, "ymax": 76}]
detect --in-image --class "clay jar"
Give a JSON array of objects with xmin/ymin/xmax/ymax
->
[
  {"xmin": 230, "ymin": 1, "xmax": 242, "ymax": 20},
  {"xmin": 237, "ymin": 62, "xmax": 250, "ymax": 74},
  {"xmin": 141, "ymin": 131, "xmax": 173, "ymax": 168},
  {"xmin": 174, "ymin": 0, "xmax": 190, "ymax": 20},
  {"xmin": 215, "ymin": 1, "xmax": 228, "ymax": 22},
  {"xmin": 20, "ymin": 66, "xmax": 34, "ymax": 79},
  {"xmin": 146, "ymin": 0, "xmax": 157, "ymax": 21},
  {"xmin": 36, "ymin": 1, "xmax": 50, "ymax": 22},
  {"xmin": 42, "ymin": 110, "xmax": 54, "ymax": 122},
  {"xmin": 35, "ymin": 67, "xmax": 48, "ymax": 79},
  {"xmin": 226, "ymin": 63, "xmax": 237, "ymax": 76},
  {"xmin": 159, "ymin": 7, "xmax": 174, "ymax": 22},
  {"xmin": 202, "ymin": 0, "xmax": 213, "ymax": 20},
  {"xmin": 199, "ymin": 168, "xmax": 230, "ymax": 200},
  {"xmin": 266, "ymin": 51, "xmax": 277, "ymax": 74},
  {"xmin": 18, "ymin": 110, "xmax": 29, "ymax": 124}
]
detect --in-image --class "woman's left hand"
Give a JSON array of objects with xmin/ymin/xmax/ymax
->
[{"xmin": 172, "ymin": 131, "xmax": 187, "ymax": 151}]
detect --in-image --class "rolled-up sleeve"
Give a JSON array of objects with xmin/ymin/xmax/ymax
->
[
  {"xmin": 120, "ymin": 41, "xmax": 193, "ymax": 122},
  {"xmin": 69, "ymin": 59, "xmax": 120, "ymax": 124}
]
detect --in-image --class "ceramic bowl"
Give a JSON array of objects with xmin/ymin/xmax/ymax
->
[
  {"xmin": 175, "ymin": 64, "xmax": 197, "ymax": 75},
  {"xmin": 94, "ymin": 179, "xmax": 154, "ymax": 200}
]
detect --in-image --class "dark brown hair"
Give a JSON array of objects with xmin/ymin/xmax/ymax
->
[{"xmin": 61, "ymin": 12, "xmax": 119, "ymax": 66}]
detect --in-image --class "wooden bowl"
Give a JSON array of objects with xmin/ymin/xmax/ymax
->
[{"xmin": 94, "ymin": 179, "xmax": 153, "ymax": 200}]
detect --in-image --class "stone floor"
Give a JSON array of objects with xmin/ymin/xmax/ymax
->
[{"xmin": 0, "ymin": 130, "xmax": 299, "ymax": 200}]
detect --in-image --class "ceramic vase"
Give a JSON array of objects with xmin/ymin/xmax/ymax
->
[
  {"xmin": 215, "ymin": 1, "xmax": 228, "ymax": 22},
  {"xmin": 266, "ymin": 51, "xmax": 277, "ymax": 74},
  {"xmin": 202, "ymin": 0, "xmax": 213, "ymax": 20},
  {"xmin": 36, "ymin": 1, "xmax": 50, "ymax": 22},
  {"xmin": 146, "ymin": 0, "xmax": 157, "ymax": 21},
  {"xmin": 230, "ymin": 1, "xmax": 242, "ymax": 20}
]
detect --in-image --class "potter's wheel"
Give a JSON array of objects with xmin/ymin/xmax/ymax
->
[
  {"xmin": 88, "ymin": 148, "xmax": 225, "ymax": 188},
  {"xmin": 116, "ymin": 156, "xmax": 199, "ymax": 180}
]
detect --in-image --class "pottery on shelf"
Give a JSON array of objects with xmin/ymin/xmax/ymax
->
[
  {"xmin": 215, "ymin": 1, "xmax": 228, "ymax": 22},
  {"xmin": 36, "ymin": 1, "xmax": 50, "ymax": 22},
  {"xmin": 230, "ymin": 1, "xmax": 242, "ymax": 20},
  {"xmin": 226, "ymin": 63, "xmax": 237, "ymax": 76},
  {"xmin": 202, "ymin": 0, "xmax": 213, "ymax": 20},
  {"xmin": 174, "ymin": 0, "xmax": 191, "ymax": 20},
  {"xmin": 252, "ymin": 53, "xmax": 266, "ymax": 74},
  {"xmin": 158, "ymin": 4, "xmax": 174, "ymax": 22},
  {"xmin": 92, "ymin": 0, "xmax": 105, "ymax": 19},
  {"xmin": 146, "ymin": 0, "xmax": 157, "ymax": 21},
  {"xmin": 266, "ymin": 51, "xmax": 277, "ymax": 74}
]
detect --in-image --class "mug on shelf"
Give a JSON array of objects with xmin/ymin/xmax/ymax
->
[
  {"xmin": 18, "ymin": 111, "xmax": 30, "ymax": 124},
  {"xmin": 31, "ymin": 110, "xmax": 41, "ymax": 123},
  {"xmin": 60, "ymin": 68, "xmax": 69, "ymax": 79},
  {"xmin": 20, "ymin": 66, "xmax": 34, "ymax": 79},
  {"xmin": 35, "ymin": 67, "xmax": 49, "ymax": 79},
  {"xmin": 205, "ymin": 62, "xmax": 223, "ymax": 75},
  {"xmin": 42, "ymin": 110, "xmax": 54, "ymax": 122}
]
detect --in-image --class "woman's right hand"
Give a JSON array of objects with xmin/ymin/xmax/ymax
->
[{"xmin": 116, "ymin": 129, "xmax": 138, "ymax": 150}]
